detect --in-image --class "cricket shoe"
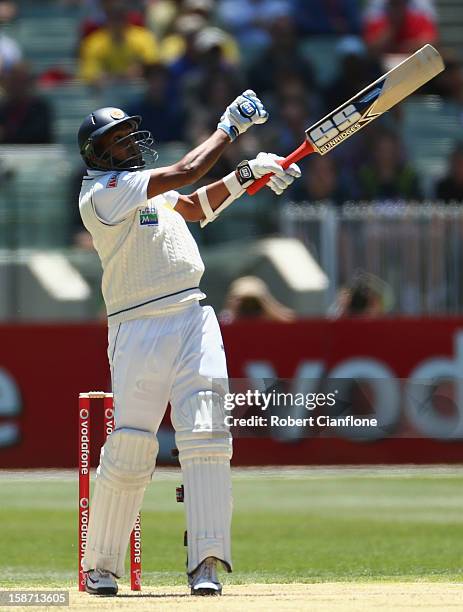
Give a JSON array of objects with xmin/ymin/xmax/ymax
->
[
  {"xmin": 85, "ymin": 569, "xmax": 118, "ymax": 596},
  {"xmin": 189, "ymin": 557, "xmax": 222, "ymax": 596}
]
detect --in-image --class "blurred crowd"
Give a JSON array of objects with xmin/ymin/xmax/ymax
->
[{"xmin": 0, "ymin": 0, "xmax": 462, "ymax": 245}]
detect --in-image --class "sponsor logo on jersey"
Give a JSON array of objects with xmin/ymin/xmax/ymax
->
[
  {"xmin": 106, "ymin": 173, "xmax": 119, "ymax": 188},
  {"xmin": 139, "ymin": 206, "xmax": 158, "ymax": 226}
]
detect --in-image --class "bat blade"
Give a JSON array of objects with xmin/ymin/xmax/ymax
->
[
  {"xmin": 306, "ymin": 44, "xmax": 444, "ymax": 155},
  {"xmin": 246, "ymin": 44, "xmax": 444, "ymax": 195}
]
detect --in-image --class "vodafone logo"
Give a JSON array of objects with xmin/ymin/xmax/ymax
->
[{"xmin": 132, "ymin": 569, "xmax": 142, "ymax": 586}]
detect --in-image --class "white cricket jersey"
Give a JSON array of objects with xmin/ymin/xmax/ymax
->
[{"xmin": 79, "ymin": 169, "xmax": 205, "ymax": 325}]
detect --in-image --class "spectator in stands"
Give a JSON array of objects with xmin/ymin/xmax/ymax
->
[
  {"xmin": 0, "ymin": 62, "xmax": 52, "ymax": 143},
  {"xmin": 182, "ymin": 0, "xmax": 214, "ymax": 19},
  {"xmin": 186, "ymin": 72, "xmax": 244, "ymax": 138},
  {"xmin": 0, "ymin": 30, "xmax": 21, "ymax": 75},
  {"xmin": 435, "ymin": 143, "xmax": 463, "ymax": 202},
  {"xmin": 182, "ymin": 27, "xmax": 244, "ymax": 116},
  {"xmin": 309, "ymin": 39, "xmax": 383, "ymax": 199},
  {"xmin": 146, "ymin": 0, "xmax": 183, "ymax": 40},
  {"xmin": 162, "ymin": 13, "xmax": 239, "ymax": 75},
  {"xmin": 182, "ymin": 0, "xmax": 215, "ymax": 21},
  {"xmin": 292, "ymin": 0, "xmax": 361, "ymax": 36},
  {"xmin": 246, "ymin": 13, "xmax": 316, "ymax": 96},
  {"xmin": 0, "ymin": 0, "xmax": 16, "ymax": 22},
  {"xmin": 220, "ymin": 276, "xmax": 295, "ymax": 323},
  {"xmin": 261, "ymin": 74, "xmax": 318, "ymax": 155},
  {"xmin": 125, "ymin": 63, "xmax": 185, "ymax": 143},
  {"xmin": 362, "ymin": 0, "xmax": 438, "ymax": 56},
  {"xmin": 191, "ymin": 27, "xmax": 240, "ymax": 78},
  {"xmin": 292, "ymin": 156, "xmax": 346, "ymax": 206},
  {"xmin": 216, "ymin": 0, "xmax": 292, "ymax": 50},
  {"xmin": 357, "ymin": 128, "xmax": 422, "ymax": 201},
  {"xmin": 426, "ymin": 52, "xmax": 463, "ymax": 103},
  {"xmin": 79, "ymin": 0, "xmax": 145, "ymax": 40},
  {"xmin": 0, "ymin": 0, "xmax": 21, "ymax": 75},
  {"xmin": 324, "ymin": 36, "xmax": 381, "ymax": 112},
  {"xmin": 162, "ymin": 14, "xmax": 207, "ymax": 80},
  {"xmin": 329, "ymin": 271, "xmax": 390, "ymax": 318},
  {"xmin": 78, "ymin": 0, "xmax": 159, "ymax": 85}
]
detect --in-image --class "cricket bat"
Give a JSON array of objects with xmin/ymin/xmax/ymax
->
[{"xmin": 247, "ymin": 44, "xmax": 445, "ymax": 195}]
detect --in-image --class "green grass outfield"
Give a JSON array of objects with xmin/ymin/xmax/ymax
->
[{"xmin": 1, "ymin": 467, "xmax": 463, "ymax": 588}]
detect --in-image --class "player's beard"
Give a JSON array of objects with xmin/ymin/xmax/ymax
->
[
  {"xmin": 115, "ymin": 148, "xmax": 144, "ymax": 170},
  {"xmin": 112, "ymin": 136, "xmax": 144, "ymax": 169},
  {"xmin": 92, "ymin": 128, "xmax": 157, "ymax": 171},
  {"xmin": 107, "ymin": 131, "xmax": 157, "ymax": 170}
]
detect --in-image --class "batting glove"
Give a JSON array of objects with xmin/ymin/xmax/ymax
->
[
  {"xmin": 246, "ymin": 152, "xmax": 301, "ymax": 195},
  {"xmin": 218, "ymin": 90, "xmax": 269, "ymax": 142}
]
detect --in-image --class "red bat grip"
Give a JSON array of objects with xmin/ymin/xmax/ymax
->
[{"xmin": 246, "ymin": 140, "xmax": 315, "ymax": 196}]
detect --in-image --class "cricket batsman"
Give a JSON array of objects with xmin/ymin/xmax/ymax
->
[{"xmin": 77, "ymin": 91, "xmax": 301, "ymax": 596}]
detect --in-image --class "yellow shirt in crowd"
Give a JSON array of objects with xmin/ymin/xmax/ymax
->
[{"xmin": 79, "ymin": 25, "xmax": 159, "ymax": 82}]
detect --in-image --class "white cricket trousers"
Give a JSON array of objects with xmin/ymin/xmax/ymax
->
[
  {"xmin": 108, "ymin": 302, "xmax": 228, "ymax": 432},
  {"xmin": 82, "ymin": 302, "xmax": 231, "ymax": 579}
]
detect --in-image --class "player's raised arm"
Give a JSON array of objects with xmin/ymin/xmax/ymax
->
[
  {"xmin": 174, "ymin": 152, "xmax": 301, "ymax": 224},
  {"xmin": 146, "ymin": 90, "xmax": 269, "ymax": 198}
]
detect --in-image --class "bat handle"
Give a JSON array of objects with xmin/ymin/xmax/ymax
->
[{"xmin": 246, "ymin": 140, "xmax": 315, "ymax": 196}]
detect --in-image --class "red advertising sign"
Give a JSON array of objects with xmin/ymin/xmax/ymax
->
[{"xmin": 1, "ymin": 318, "xmax": 463, "ymax": 467}]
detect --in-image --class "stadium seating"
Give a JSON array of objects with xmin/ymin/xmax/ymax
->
[
  {"xmin": 38, "ymin": 82, "xmax": 146, "ymax": 146},
  {"xmin": 436, "ymin": 0, "xmax": 463, "ymax": 54},
  {"xmin": 11, "ymin": 1, "xmax": 81, "ymax": 74},
  {"xmin": 0, "ymin": 0, "xmax": 461, "ymax": 319},
  {"xmin": 402, "ymin": 96, "xmax": 461, "ymax": 196},
  {"xmin": 0, "ymin": 146, "xmax": 71, "ymax": 248}
]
